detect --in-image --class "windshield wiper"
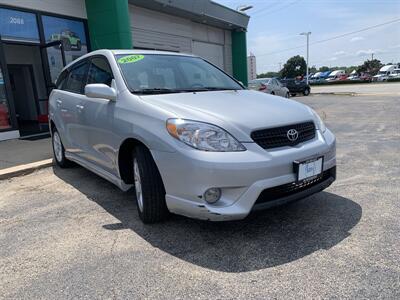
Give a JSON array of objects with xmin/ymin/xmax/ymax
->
[
  {"xmin": 131, "ymin": 87, "xmax": 241, "ymax": 95},
  {"xmin": 190, "ymin": 87, "xmax": 240, "ymax": 92},
  {"xmin": 131, "ymin": 88, "xmax": 183, "ymax": 95}
]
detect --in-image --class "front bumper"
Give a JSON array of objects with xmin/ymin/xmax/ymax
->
[{"xmin": 152, "ymin": 128, "xmax": 336, "ymax": 221}]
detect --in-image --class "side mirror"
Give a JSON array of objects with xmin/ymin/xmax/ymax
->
[{"xmin": 85, "ymin": 84, "xmax": 117, "ymax": 101}]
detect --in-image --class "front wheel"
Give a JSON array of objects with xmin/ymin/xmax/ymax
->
[
  {"xmin": 303, "ymin": 88, "xmax": 310, "ymax": 96},
  {"xmin": 133, "ymin": 145, "xmax": 169, "ymax": 223}
]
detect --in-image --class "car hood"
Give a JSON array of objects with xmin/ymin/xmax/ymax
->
[{"xmin": 140, "ymin": 90, "xmax": 315, "ymax": 142}]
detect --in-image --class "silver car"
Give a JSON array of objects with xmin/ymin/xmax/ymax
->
[
  {"xmin": 49, "ymin": 50, "xmax": 336, "ymax": 223},
  {"xmin": 248, "ymin": 78, "xmax": 290, "ymax": 98}
]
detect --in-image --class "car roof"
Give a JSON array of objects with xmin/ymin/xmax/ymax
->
[
  {"xmin": 250, "ymin": 78, "xmax": 271, "ymax": 82},
  {"xmin": 62, "ymin": 49, "xmax": 197, "ymax": 72}
]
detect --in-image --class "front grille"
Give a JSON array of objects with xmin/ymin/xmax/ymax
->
[
  {"xmin": 255, "ymin": 167, "xmax": 336, "ymax": 205},
  {"xmin": 251, "ymin": 121, "xmax": 316, "ymax": 149}
]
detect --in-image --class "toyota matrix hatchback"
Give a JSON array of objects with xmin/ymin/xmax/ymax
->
[{"xmin": 49, "ymin": 50, "xmax": 336, "ymax": 223}]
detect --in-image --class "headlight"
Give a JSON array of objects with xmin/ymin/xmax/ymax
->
[
  {"xmin": 166, "ymin": 119, "xmax": 246, "ymax": 152},
  {"xmin": 310, "ymin": 108, "xmax": 326, "ymax": 133}
]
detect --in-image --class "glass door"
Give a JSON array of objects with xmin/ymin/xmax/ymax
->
[
  {"xmin": 38, "ymin": 41, "xmax": 66, "ymax": 129},
  {"xmin": 0, "ymin": 36, "xmax": 17, "ymax": 134},
  {"xmin": 41, "ymin": 40, "xmax": 66, "ymax": 93}
]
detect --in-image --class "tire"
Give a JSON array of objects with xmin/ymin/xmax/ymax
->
[
  {"xmin": 271, "ymin": 91, "xmax": 275, "ymax": 95},
  {"xmin": 303, "ymin": 88, "xmax": 310, "ymax": 96},
  {"xmin": 76, "ymin": 41, "xmax": 81, "ymax": 51},
  {"xmin": 52, "ymin": 128, "xmax": 71, "ymax": 168},
  {"xmin": 133, "ymin": 145, "xmax": 169, "ymax": 223},
  {"xmin": 286, "ymin": 92, "xmax": 290, "ymax": 98},
  {"xmin": 291, "ymin": 93, "xmax": 296, "ymax": 97}
]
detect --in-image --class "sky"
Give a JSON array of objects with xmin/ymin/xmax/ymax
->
[{"xmin": 216, "ymin": 0, "xmax": 400, "ymax": 73}]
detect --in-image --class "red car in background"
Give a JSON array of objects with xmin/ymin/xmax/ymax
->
[{"xmin": 0, "ymin": 102, "xmax": 10, "ymax": 129}]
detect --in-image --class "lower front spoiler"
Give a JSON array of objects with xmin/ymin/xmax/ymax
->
[
  {"xmin": 252, "ymin": 167, "xmax": 336, "ymax": 211},
  {"xmin": 166, "ymin": 167, "xmax": 336, "ymax": 221}
]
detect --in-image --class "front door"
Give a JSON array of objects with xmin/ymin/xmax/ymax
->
[{"xmin": 81, "ymin": 56, "xmax": 117, "ymax": 174}]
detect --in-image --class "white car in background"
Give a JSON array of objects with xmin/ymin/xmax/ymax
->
[
  {"xmin": 326, "ymin": 70, "xmax": 345, "ymax": 82},
  {"xmin": 248, "ymin": 78, "xmax": 290, "ymax": 98},
  {"xmin": 373, "ymin": 65, "xmax": 397, "ymax": 81},
  {"xmin": 388, "ymin": 68, "xmax": 400, "ymax": 79}
]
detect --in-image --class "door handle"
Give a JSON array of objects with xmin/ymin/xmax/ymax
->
[
  {"xmin": 76, "ymin": 104, "xmax": 84, "ymax": 112},
  {"xmin": 56, "ymin": 99, "xmax": 62, "ymax": 107}
]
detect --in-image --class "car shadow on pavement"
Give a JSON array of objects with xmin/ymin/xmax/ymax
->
[{"xmin": 54, "ymin": 166, "xmax": 362, "ymax": 273}]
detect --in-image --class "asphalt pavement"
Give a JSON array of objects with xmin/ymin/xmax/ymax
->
[
  {"xmin": 311, "ymin": 81, "xmax": 400, "ymax": 96},
  {"xmin": 0, "ymin": 93, "xmax": 399, "ymax": 299}
]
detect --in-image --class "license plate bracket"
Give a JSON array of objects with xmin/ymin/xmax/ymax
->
[{"xmin": 293, "ymin": 156, "xmax": 324, "ymax": 182}]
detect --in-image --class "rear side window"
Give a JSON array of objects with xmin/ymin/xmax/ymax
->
[
  {"xmin": 64, "ymin": 61, "xmax": 89, "ymax": 94},
  {"xmin": 87, "ymin": 57, "xmax": 113, "ymax": 86}
]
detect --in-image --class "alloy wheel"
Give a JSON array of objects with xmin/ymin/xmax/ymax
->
[
  {"xmin": 53, "ymin": 132, "xmax": 63, "ymax": 163},
  {"xmin": 134, "ymin": 158, "xmax": 144, "ymax": 212}
]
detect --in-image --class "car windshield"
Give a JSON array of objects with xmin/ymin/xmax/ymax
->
[{"xmin": 115, "ymin": 54, "xmax": 243, "ymax": 94}]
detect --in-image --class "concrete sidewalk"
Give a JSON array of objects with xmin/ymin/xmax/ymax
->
[{"xmin": 0, "ymin": 137, "xmax": 52, "ymax": 172}]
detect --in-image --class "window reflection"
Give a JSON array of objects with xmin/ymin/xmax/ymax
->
[{"xmin": 0, "ymin": 67, "xmax": 11, "ymax": 130}]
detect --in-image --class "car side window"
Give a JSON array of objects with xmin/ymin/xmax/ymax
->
[
  {"xmin": 87, "ymin": 57, "xmax": 114, "ymax": 87},
  {"xmin": 56, "ymin": 69, "xmax": 68, "ymax": 90},
  {"xmin": 64, "ymin": 61, "xmax": 89, "ymax": 94}
]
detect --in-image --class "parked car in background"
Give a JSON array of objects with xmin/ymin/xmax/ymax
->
[
  {"xmin": 49, "ymin": 50, "xmax": 336, "ymax": 223},
  {"xmin": 320, "ymin": 71, "xmax": 331, "ymax": 80},
  {"xmin": 388, "ymin": 68, "xmax": 400, "ymax": 79},
  {"xmin": 373, "ymin": 65, "xmax": 397, "ymax": 81},
  {"xmin": 279, "ymin": 78, "xmax": 311, "ymax": 96},
  {"xmin": 248, "ymin": 78, "xmax": 290, "ymax": 98},
  {"xmin": 347, "ymin": 74, "xmax": 359, "ymax": 80},
  {"xmin": 359, "ymin": 73, "xmax": 372, "ymax": 82},
  {"xmin": 326, "ymin": 70, "xmax": 346, "ymax": 82}
]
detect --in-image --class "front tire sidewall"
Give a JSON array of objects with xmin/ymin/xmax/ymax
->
[{"xmin": 133, "ymin": 146, "xmax": 169, "ymax": 223}]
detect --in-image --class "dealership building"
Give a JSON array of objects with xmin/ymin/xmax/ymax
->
[{"xmin": 0, "ymin": 0, "xmax": 249, "ymax": 141}]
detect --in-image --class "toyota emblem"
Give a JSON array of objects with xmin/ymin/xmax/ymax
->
[{"xmin": 287, "ymin": 129, "xmax": 299, "ymax": 142}]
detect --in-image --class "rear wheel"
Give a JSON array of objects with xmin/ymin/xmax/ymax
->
[
  {"xmin": 303, "ymin": 88, "xmax": 310, "ymax": 96},
  {"xmin": 52, "ymin": 129, "xmax": 71, "ymax": 168},
  {"xmin": 133, "ymin": 145, "xmax": 169, "ymax": 223}
]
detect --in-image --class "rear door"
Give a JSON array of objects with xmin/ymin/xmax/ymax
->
[
  {"xmin": 59, "ymin": 60, "xmax": 89, "ymax": 154},
  {"xmin": 80, "ymin": 56, "xmax": 117, "ymax": 174}
]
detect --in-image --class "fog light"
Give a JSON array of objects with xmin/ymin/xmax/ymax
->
[{"xmin": 204, "ymin": 188, "xmax": 221, "ymax": 204}]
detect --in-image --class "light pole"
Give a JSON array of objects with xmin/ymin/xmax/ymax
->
[{"xmin": 300, "ymin": 32, "xmax": 311, "ymax": 84}]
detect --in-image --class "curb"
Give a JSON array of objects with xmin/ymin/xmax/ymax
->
[
  {"xmin": 0, "ymin": 159, "xmax": 53, "ymax": 181},
  {"xmin": 311, "ymin": 92, "xmax": 356, "ymax": 96}
]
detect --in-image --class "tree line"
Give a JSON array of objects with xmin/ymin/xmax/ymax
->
[{"xmin": 257, "ymin": 55, "xmax": 397, "ymax": 79}]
